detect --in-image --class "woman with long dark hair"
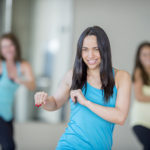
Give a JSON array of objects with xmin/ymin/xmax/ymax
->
[
  {"xmin": 130, "ymin": 42, "xmax": 150, "ymax": 150},
  {"xmin": 0, "ymin": 33, "xmax": 36, "ymax": 150},
  {"xmin": 34, "ymin": 26, "xmax": 131, "ymax": 149}
]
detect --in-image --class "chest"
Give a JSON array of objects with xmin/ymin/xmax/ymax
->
[
  {"xmin": 85, "ymin": 88, "xmax": 117, "ymax": 107},
  {"xmin": 6, "ymin": 64, "xmax": 18, "ymax": 78}
]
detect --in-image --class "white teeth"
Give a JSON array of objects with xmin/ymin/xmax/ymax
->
[{"xmin": 88, "ymin": 59, "xmax": 97, "ymax": 65}]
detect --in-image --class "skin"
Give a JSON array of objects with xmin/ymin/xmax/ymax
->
[
  {"xmin": 34, "ymin": 35, "xmax": 131, "ymax": 125},
  {"xmin": 133, "ymin": 46, "xmax": 150, "ymax": 102},
  {"xmin": 0, "ymin": 38, "xmax": 36, "ymax": 91}
]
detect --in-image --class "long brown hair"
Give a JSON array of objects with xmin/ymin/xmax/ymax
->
[
  {"xmin": 132, "ymin": 42, "xmax": 150, "ymax": 85},
  {"xmin": 70, "ymin": 26, "xmax": 115, "ymax": 103},
  {"xmin": 0, "ymin": 33, "xmax": 22, "ymax": 62}
]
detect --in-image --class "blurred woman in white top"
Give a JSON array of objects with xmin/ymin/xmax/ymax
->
[{"xmin": 130, "ymin": 42, "xmax": 150, "ymax": 150}]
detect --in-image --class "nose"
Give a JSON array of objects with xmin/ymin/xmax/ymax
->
[{"xmin": 88, "ymin": 50, "xmax": 94, "ymax": 59}]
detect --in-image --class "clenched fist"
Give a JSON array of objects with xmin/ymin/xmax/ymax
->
[
  {"xmin": 70, "ymin": 89, "xmax": 87, "ymax": 105},
  {"xmin": 34, "ymin": 91, "xmax": 49, "ymax": 107}
]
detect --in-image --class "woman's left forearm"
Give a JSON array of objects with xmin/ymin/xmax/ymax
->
[
  {"xmin": 20, "ymin": 80, "xmax": 36, "ymax": 91},
  {"xmin": 83, "ymin": 100, "xmax": 126, "ymax": 125}
]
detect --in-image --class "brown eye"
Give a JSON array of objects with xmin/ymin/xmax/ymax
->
[{"xmin": 95, "ymin": 48, "xmax": 99, "ymax": 51}]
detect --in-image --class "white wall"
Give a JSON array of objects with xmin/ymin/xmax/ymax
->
[
  {"xmin": 0, "ymin": 0, "xmax": 5, "ymax": 35},
  {"xmin": 12, "ymin": 0, "xmax": 31, "ymax": 60},
  {"xmin": 73, "ymin": 0, "xmax": 150, "ymax": 73}
]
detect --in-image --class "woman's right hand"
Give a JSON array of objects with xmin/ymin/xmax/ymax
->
[{"xmin": 34, "ymin": 91, "xmax": 49, "ymax": 107}]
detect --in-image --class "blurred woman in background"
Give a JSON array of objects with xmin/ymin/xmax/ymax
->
[
  {"xmin": 34, "ymin": 26, "xmax": 131, "ymax": 150},
  {"xmin": 0, "ymin": 33, "xmax": 36, "ymax": 150},
  {"xmin": 130, "ymin": 42, "xmax": 150, "ymax": 150}
]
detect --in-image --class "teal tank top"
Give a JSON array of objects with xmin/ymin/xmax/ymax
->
[
  {"xmin": 0, "ymin": 61, "xmax": 21, "ymax": 121},
  {"xmin": 56, "ymin": 68, "xmax": 117, "ymax": 150}
]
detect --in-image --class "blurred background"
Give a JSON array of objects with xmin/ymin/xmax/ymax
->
[{"xmin": 0, "ymin": 0, "xmax": 150, "ymax": 149}]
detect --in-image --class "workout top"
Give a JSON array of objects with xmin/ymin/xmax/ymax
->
[
  {"xmin": 130, "ymin": 85, "xmax": 150, "ymax": 129},
  {"xmin": 0, "ymin": 61, "xmax": 21, "ymax": 121},
  {"xmin": 56, "ymin": 68, "xmax": 117, "ymax": 150}
]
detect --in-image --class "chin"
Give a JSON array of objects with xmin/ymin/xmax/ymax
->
[{"xmin": 87, "ymin": 64, "xmax": 99, "ymax": 70}]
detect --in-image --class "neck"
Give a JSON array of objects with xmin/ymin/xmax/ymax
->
[
  {"xmin": 87, "ymin": 67, "xmax": 100, "ymax": 78},
  {"xmin": 6, "ymin": 59, "xmax": 15, "ymax": 65}
]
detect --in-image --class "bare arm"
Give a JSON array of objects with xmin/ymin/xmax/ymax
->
[
  {"xmin": 35, "ymin": 69, "xmax": 73, "ymax": 111},
  {"xmin": 133, "ymin": 68, "xmax": 150, "ymax": 102},
  {"xmin": 83, "ymin": 70, "xmax": 131, "ymax": 125},
  {"xmin": 19, "ymin": 61, "xmax": 36, "ymax": 91}
]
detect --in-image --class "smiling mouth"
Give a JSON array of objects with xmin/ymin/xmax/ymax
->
[{"xmin": 87, "ymin": 59, "xmax": 97, "ymax": 65}]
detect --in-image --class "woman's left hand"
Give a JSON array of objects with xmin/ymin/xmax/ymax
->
[{"xmin": 70, "ymin": 89, "xmax": 87, "ymax": 105}]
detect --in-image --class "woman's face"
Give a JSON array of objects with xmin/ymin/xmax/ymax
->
[
  {"xmin": 139, "ymin": 46, "xmax": 150, "ymax": 68},
  {"xmin": 82, "ymin": 35, "xmax": 101, "ymax": 70},
  {"xmin": 0, "ymin": 38, "xmax": 16, "ymax": 61}
]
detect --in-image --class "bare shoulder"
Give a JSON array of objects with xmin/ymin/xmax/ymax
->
[
  {"xmin": 114, "ymin": 68, "xmax": 131, "ymax": 88},
  {"xmin": 115, "ymin": 69, "xmax": 131, "ymax": 79},
  {"xmin": 20, "ymin": 60, "xmax": 31, "ymax": 68},
  {"xmin": 64, "ymin": 68, "xmax": 73, "ymax": 88},
  {"xmin": 20, "ymin": 60, "xmax": 32, "ymax": 72}
]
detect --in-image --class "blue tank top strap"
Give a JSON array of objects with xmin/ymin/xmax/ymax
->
[
  {"xmin": 1, "ymin": 61, "xmax": 21, "ymax": 76},
  {"xmin": 16, "ymin": 61, "xmax": 21, "ymax": 76}
]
